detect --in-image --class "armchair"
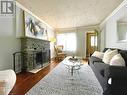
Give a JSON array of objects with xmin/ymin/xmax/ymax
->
[{"xmin": 54, "ymin": 45, "xmax": 66, "ymax": 61}]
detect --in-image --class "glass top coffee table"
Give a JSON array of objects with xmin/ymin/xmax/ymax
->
[{"xmin": 63, "ymin": 56, "xmax": 83, "ymax": 76}]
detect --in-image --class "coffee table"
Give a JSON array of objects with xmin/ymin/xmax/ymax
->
[{"xmin": 63, "ymin": 56, "xmax": 83, "ymax": 76}]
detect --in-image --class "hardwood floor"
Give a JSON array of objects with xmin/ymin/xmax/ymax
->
[{"xmin": 9, "ymin": 58, "xmax": 88, "ymax": 95}]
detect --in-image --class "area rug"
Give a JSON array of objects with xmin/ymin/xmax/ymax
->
[{"xmin": 26, "ymin": 58, "xmax": 103, "ymax": 95}]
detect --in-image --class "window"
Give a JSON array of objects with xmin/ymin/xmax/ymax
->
[
  {"xmin": 57, "ymin": 33, "xmax": 77, "ymax": 52},
  {"xmin": 91, "ymin": 36, "xmax": 97, "ymax": 46}
]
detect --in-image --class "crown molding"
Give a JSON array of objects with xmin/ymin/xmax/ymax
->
[{"xmin": 55, "ymin": 24, "xmax": 100, "ymax": 32}]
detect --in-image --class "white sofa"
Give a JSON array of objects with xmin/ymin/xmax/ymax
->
[{"xmin": 0, "ymin": 69, "xmax": 16, "ymax": 95}]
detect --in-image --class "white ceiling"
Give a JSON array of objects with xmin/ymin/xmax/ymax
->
[{"xmin": 16, "ymin": 0, "xmax": 123, "ymax": 29}]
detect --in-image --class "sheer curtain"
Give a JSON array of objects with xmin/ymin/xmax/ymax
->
[{"xmin": 57, "ymin": 32, "xmax": 77, "ymax": 55}]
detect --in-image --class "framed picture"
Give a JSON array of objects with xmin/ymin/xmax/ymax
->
[{"xmin": 24, "ymin": 11, "xmax": 48, "ymax": 40}]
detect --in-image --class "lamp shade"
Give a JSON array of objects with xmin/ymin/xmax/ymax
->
[{"xmin": 50, "ymin": 37, "xmax": 56, "ymax": 42}]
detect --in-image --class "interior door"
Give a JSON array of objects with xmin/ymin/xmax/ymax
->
[{"xmin": 86, "ymin": 32, "xmax": 97, "ymax": 57}]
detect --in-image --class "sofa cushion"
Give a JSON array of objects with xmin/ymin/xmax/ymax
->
[
  {"xmin": 103, "ymin": 49, "xmax": 118, "ymax": 64},
  {"xmin": 94, "ymin": 62, "xmax": 109, "ymax": 77},
  {"xmin": 102, "ymin": 49, "xmax": 112, "ymax": 64},
  {"xmin": 110, "ymin": 54, "xmax": 125, "ymax": 66},
  {"xmin": 103, "ymin": 48, "xmax": 121, "ymax": 53},
  {"xmin": 92, "ymin": 62, "xmax": 109, "ymax": 91},
  {"xmin": 109, "ymin": 66, "xmax": 127, "ymax": 79},
  {"xmin": 92, "ymin": 51, "xmax": 104, "ymax": 59}
]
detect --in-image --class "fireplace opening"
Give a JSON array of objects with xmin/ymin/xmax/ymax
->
[
  {"xmin": 35, "ymin": 50, "xmax": 50, "ymax": 68},
  {"xmin": 36, "ymin": 52, "xmax": 42, "ymax": 64},
  {"xmin": 42, "ymin": 50, "xmax": 50, "ymax": 63},
  {"xmin": 35, "ymin": 52, "xmax": 43, "ymax": 68}
]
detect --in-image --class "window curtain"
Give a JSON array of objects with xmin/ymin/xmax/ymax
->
[{"xmin": 56, "ymin": 32, "xmax": 77, "ymax": 55}]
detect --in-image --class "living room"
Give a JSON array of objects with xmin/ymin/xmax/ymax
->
[{"xmin": 0, "ymin": 0, "xmax": 127, "ymax": 95}]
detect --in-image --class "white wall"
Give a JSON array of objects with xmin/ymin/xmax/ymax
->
[
  {"xmin": 76, "ymin": 29, "xmax": 86, "ymax": 57},
  {"xmin": 47, "ymin": 28, "xmax": 56, "ymax": 58},
  {"xmin": 16, "ymin": 6, "xmax": 25, "ymax": 37},
  {"xmin": 0, "ymin": 17, "xmax": 21, "ymax": 70},
  {"xmin": 99, "ymin": 25, "xmax": 106, "ymax": 51},
  {"xmin": 100, "ymin": 1, "xmax": 127, "ymax": 50}
]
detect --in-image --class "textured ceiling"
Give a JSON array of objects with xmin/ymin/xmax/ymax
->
[{"xmin": 16, "ymin": 0, "xmax": 123, "ymax": 29}]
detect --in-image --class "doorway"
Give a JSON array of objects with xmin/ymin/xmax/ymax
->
[{"xmin": 86, "ymin": 32, "xmax": 97, "ymax": 57}]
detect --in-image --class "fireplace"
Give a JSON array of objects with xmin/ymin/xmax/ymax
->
[{"xmin": 20, "ymin": 37, "xmax": 50, "ymax": 71}]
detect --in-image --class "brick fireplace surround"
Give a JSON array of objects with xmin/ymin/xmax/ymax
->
[{"xmin": 14, "ymin": 37, "xmax": 50, "ymax": 73}]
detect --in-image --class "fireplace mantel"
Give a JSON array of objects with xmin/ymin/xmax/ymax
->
[{"xmin": 20, "ymin": 37, "xmax": 50, "ymax": 51}]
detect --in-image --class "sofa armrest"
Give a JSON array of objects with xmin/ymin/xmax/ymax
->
[
  {"xmin": 93, "ymin": 62, "xmax": 109, "ymax": 77},
  {"xmin": 108, "ymin": 66, "xmax": 127, "ymax": 79},
  {"xmin": 88, "ymin": 56, "xmax": 102, "ymax": 65},
  {"xmin": 0, "ymin": 69, "xmax": 16, "ymax": 95},
  {"xmin": 107, "ymin": 66, "xmax": 127, "ymax": 95}
]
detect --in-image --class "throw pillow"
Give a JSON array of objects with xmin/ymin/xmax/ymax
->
[
  {"xmin": 104, "ymin": 49, "xmax": 112, "ymax": 54},
  {"xmin": 110, "ymin": 54, "xmax": 125, "ymax": 66},
  {"xmin": 103, "ymin": 49, "xmax": 118, "ymax": 64},
  {"xmin": 102, "ymin": 49, "xmax": 112, "ymax": 63},
  {"xmin": 92, "ymin": 51, "xmax": 104, "ymax": 59}
]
